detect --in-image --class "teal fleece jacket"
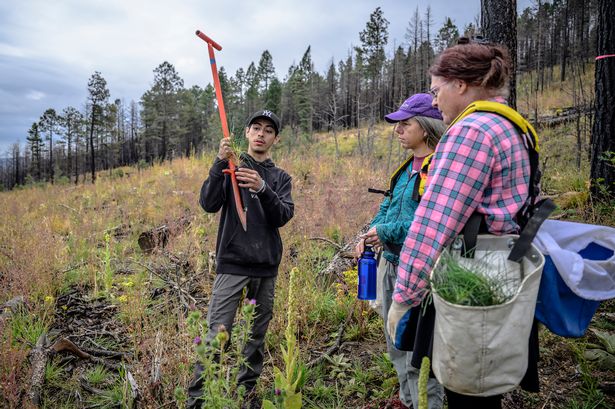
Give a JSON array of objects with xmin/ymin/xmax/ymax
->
[{"xmin": 369, "ymin": 156, "xmax": 420, "ymax": 265}]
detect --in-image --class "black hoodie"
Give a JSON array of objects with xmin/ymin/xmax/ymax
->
[{"xmin": 200, "ymin": 153, "xmax": 294, "ymax": 277}]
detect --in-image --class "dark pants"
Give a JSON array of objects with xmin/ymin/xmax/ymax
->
[
  {"xmin": 445, "ymin": 388, "xmax": 502, "ymax": 409},
  {"xmin": 187, "ymin": 274, "xmax": 276, "ymax": 408}
]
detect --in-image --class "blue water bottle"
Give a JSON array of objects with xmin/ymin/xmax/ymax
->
[{"xmin": 358, "ymin": 244, "xmax": 377, "ymax": 300}]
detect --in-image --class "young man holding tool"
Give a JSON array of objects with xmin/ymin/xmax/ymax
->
[{"xmin": 187, "ymin": 109, "xmax": 294, "ymax": 409}]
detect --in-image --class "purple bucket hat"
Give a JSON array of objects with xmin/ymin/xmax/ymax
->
[{"xmin": 384, "ymin": 93, "xmax": 442, "ymax": 123}]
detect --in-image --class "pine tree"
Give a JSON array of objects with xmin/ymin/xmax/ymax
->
[
  {"xmin": 435, "ymin": 18, "xmax": 460, "ymax": 53},
  {"xmin": 358, "ymin": 7, "xmax": 390, "ymax": 118},
  {"xmin": 39, "ymin": 108, "xmax": 58, "ymax": 183},
  {"xmin": 150, "ymin": 61, "xmax": 185, "ymax": 161},
  {"xmin": 245, "ymin": 62, "xmax": 260, "ymax": 118},
  {"xmin": 264, "ymin": 77, "xmax": 282, "ymax": 116},
  {"xmin": 86, "ymin": 71, "xmax": 110, "ymax": 182},
  {"xmin": 257, "ymin": 50, "xmax": 276, "ymax": 94},
  {"xmin": 60, "ymin": 106, "xmax": 83, "ymax": 183},
  {"xmin": 26, "ymin": 122, "xmax": 43, "ymax": 181}
]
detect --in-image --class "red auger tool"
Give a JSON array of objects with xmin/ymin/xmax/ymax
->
[{"xmin": 196, "ymin": 30, "xmax": 248, "ymax": 231}]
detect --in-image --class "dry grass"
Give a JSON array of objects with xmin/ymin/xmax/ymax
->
[{"xmin": 0, "ymin": 133, "xmax": 391, "ymax": 407}]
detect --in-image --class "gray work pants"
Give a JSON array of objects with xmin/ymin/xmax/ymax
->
[
  {"xmin": 187, "ymin": 273, "xmax": 276, "ymax": 407},
  {"xmin": 381, "ymin": 258, "xmax": 444, "ymax": 409}
]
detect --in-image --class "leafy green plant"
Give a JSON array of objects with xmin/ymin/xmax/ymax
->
[
  {"xmin": 302, "ymin": 382, "xmax": 345, "ymax": 409},
  {"xmin": 599, "ymin": 151, "xmax": 615, "ymax": 167},
  {"xmin": 85, "ymin": 365, "xmax": 135, "ymax": 409},
  {"xmin": 324, "ymin": 225, "xmax": 342, "ymax": 244},
  {"xmin": 324, "ymin": 354, "xmax": 352, "ymax": 380},
  {"xmin": 593, "ymin": 316, "xmax": 615, "ymax": 332},
  {"xmin": 263, "ymin": 267, "xmax": 306, "ymax": 409},
  {"xmin": 187, "ymin": 299, "xmax": 256, "ymax": 409},
  {"xmin": 342, "ymin": 363, "xmax": 371, "ymax": 399},
  {"xmin": 582, "ymin": 329, "xmax": 615, "ymax": 371},
  {"xmin": 591, "ymin": 329, "xmax": 615, "ymax": 354}
]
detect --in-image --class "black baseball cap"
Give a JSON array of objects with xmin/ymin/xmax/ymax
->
[{"xmin": 246, "ymin": 110, "xmax": 281, "ymax": 135}]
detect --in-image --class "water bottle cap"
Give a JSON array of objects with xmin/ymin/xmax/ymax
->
[{"xmin": 362, "ymin": 245, "xmax": 375, "ymax": 256}]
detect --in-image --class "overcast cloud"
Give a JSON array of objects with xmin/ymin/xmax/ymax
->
[{"xmin": 0, "ymin": 0, "xmax": 532, "ymax": 154}]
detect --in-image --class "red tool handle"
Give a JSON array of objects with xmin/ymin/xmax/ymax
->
[
  {"xmin": 206, "ymin": 43, "xmax": 231, "ymax": 141},
  {"xmin": 195, "ymin": 30, "xmax": 222, "ymax": 51},
  {"xmin": 196, "ymin": 30, "xmax": 247, "ymax": 231}
]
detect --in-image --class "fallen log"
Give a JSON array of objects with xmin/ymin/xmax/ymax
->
[
  {"xmin": 28, "ymin": 333, "xmax": 49, "ymax": 406},
  {"xmin": 149, "ymin": 330, "xmax": 163, "ymax": 400},
  {"xmin": 51, "ymin": 337, "xmax": 124, "ymax": 371},
  {"xmin": 138, "ymin": 214, "xmax": 192, "ymax": 253},
  {"xmin": 52, "ymin": 337, "xmax": 91, "ymax": 359},
  {"xmin": 317, "ymin": 225, "xmax": 368, "ymax": 286}
]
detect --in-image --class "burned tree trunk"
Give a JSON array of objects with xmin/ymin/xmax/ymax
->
[
  {"xmin": 590, "ymin": 0, "xmax": 615, "ymax": 199},
  {"xmin": 481, "ymin": 0, "xmax": 517, "ymax": 109}
]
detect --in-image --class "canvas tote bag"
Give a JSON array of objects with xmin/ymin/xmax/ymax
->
[{"xmin": 431, "ymin": 234, "xmax": 545, "ymax": 396}]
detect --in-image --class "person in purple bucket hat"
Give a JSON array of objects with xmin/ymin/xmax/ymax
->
[{"xmin": 355, "ymin": 93, "xmax": 446, "ymax": 409}]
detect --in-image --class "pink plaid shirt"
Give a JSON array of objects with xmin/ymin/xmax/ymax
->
[{"xmin": 393, "ymin": 99, "xmax": 531, "ymax": 306}]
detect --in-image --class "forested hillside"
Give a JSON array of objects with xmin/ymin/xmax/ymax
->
[{"xmin": 0, "ymin": 1, "xmax": 602, "ymax": 191}]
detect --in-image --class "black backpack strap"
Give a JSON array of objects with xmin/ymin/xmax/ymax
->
[
  {"xmin": 411, "ymin": 173, "xmax": 422, "ymax": 202},
  {"xmin": 508, "ymin": 198, "xmax": 556, "ymax": 262},
  {"xmin": 460, "ymin": 212, "xmax": 488, "ymax": 259},
  {"xmin": 368, "ymin": 188, "xmax": 390, "ymax": 197},
  {"xmin": 516, "ymin": 130, "xmax": 544, "ymax": 227}
]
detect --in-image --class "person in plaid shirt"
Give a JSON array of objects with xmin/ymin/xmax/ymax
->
[
  {"xmin": 387, "ymin": 39, "xmax": 534, "ymax": 409},
  {"xmin": 356, "ymin": 93, "xmax": 446, "ymax": 409}
]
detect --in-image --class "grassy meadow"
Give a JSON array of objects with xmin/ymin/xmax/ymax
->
[{"xmin": 1, "ymin": 67, "xmax": 615, "ymax": 408}]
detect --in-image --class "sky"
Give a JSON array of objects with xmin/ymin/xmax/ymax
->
[{"xmin": 0, "ymin": 0, "xmax": 533, "ymax": 154}]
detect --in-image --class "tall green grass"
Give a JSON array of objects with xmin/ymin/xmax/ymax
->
[{"xmin": 431, "ymin": 250, "xmax": 514, "ymax": 307}]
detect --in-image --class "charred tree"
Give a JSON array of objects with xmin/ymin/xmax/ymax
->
[
  {"xmin": 481, "ymin": 0, "xmax": 517, "ymax": 109},
  {"xmin": 590, "ymin": 0, "xmax": 615, "ymax": 199}
]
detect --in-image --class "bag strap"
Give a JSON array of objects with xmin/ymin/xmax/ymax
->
[
  {"xmin": 389, "ymin": 155, "xmax": 415, "ymax": 192},
  {"xmin": 508, "ymin": 198, "xmax": 556, "ymax": 263},
  {"xmin": 368, "ymin": 188, "xmax": 390, "ymax": 197},
  {"xmin": 460, "ymin": 212, "xmax": 488, "ymax": 259}
]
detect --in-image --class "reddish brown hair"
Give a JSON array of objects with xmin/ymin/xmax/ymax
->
[{"xmin": 429, "ymin": 40, "xmax": 511, "ymax": 91}]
